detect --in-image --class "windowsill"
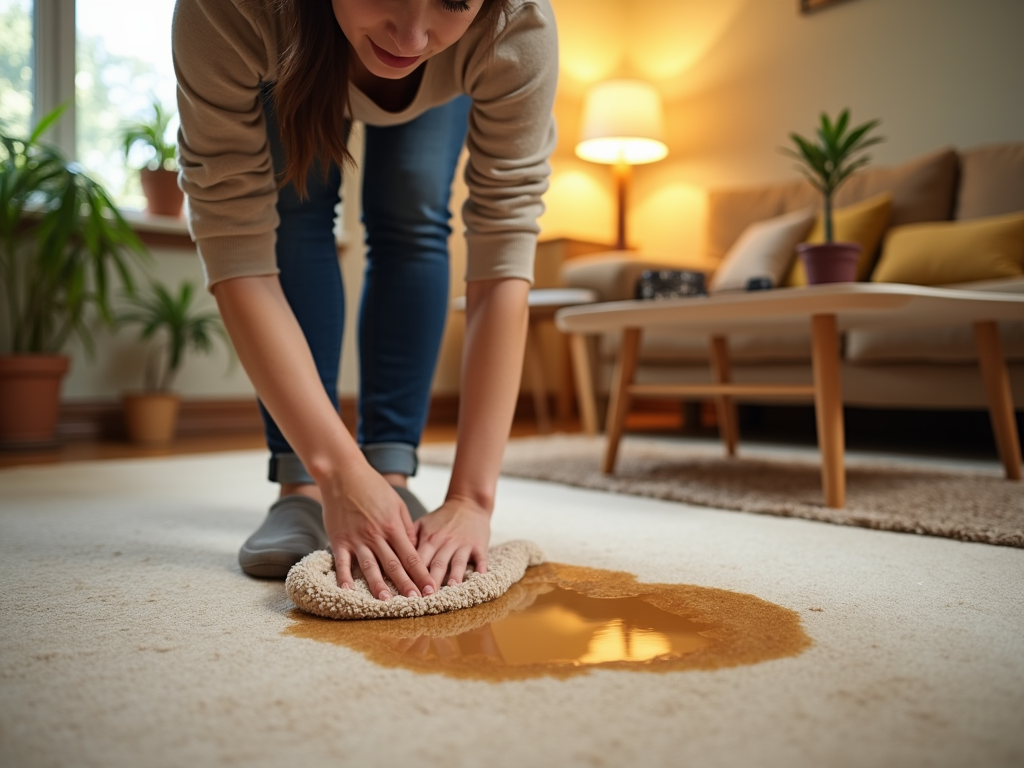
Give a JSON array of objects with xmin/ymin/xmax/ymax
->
[{"xmin": 118, "ymin": 208, "xmax": 190, "ymax": 235}]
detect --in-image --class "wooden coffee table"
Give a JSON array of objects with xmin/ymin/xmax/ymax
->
[{"xmin": 555, "ymin": 284, "xmax": 1024, "ymax": 508}]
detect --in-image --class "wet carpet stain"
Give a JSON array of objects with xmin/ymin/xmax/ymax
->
[{"xmin": 284, "ymin": 562, "xmax": 812, "ymax": 681}]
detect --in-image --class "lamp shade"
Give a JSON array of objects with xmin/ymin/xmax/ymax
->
[{"xmin": 575, "ymin": 79, "xmax": 668, "ymax": 165}]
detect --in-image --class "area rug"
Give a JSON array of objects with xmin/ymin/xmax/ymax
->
[
  {"xmin": 1, "ymin": 451, "xmax": 1023, "ymax": 767},
  {"xmin": 419, "ymin": 435, "xmax": 1024, "ymax": 548}
]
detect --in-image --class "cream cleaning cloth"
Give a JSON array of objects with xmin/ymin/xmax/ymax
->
[{"xmin": 285, "ymin": 540, "xmax": 545, "ymax": 619}]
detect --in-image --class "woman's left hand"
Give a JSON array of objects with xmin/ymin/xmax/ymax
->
[{"xmin": 415, "ymin": 496, "xmax": 491, "ymax": 587}]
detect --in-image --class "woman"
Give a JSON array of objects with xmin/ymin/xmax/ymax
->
[{"xmin": 172, "ymin": 0, "xmax": 557, "ymax": 599}]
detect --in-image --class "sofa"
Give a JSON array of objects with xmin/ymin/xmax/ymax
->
[{"xmin": 561, "ymin": 142, "xmax": 1024, "ymax": 413}]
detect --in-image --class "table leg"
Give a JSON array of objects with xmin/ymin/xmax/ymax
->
[
  {"xmin": 603, "ymin": 328, "xmax": 641, "ymax": 474},
  {"xmin": 557, "ymin": 331, "xmax": 575, "ymax": 428},
  {"xmin": 524, "ymin": 320, "xmax": 551, "ymax": 434},
  {"xmin": 973, "ymin": 321, "xmax": 1023, "ymax": 480},
  {"xmin": 709, "ymin": 336, "xmax": 739, "ymax": 457},
  {"xmin": 811, "ymin": 314, "xmax": 845, "ymax": 508},
  {"xmin": 569, "ymin": 333, "xmax": 599, "ymax": 436}
]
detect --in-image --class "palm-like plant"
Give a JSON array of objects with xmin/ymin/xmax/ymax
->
[
  {"xmin": 121, "ymin": 101, "xmax": 177, "ymax": 171},
  {"xmin": 0, "ymin": 107, "xmax": 148, "ymax": 355},
  {"xmin": 117, "ymin": 280, "xmax": 229, "ymax": 392},
  {"xmin": 782, "ymin": 109, "xmax": 884, "ymax": 243}
]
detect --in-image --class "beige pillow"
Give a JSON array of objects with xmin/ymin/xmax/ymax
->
[
  {"xmin": 872, "ymin": 211, "xmax": 1024, "ymax": 285},
  {"xmin": 709, "ymin": 208, "xmax": 815, "ymax": 292}
]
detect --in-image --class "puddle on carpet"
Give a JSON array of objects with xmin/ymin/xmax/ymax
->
[{"xmin": 283, "ymin": 562, "xmax": 811, "ymax": 681}]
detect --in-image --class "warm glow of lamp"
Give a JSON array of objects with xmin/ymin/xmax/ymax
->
[{"xmin": 575, "ymin": 79, "xmax": 668, "ymax": 249}]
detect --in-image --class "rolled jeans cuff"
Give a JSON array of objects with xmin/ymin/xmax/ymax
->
[
  {"xmin": 268, "ymin": 453, "xmax": 315, "ymax": 485},
  {"xmin": 267, "ymin": 444, "xmax": 418, "ymax": 485},
  {"xmin": 362, "ymin": 442, "xmax": 418, "ymax": 477}
]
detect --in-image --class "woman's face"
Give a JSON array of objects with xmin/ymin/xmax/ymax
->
[{"xmin": 332, "ymin": 0, "xmax": 484, "ymax": 80}]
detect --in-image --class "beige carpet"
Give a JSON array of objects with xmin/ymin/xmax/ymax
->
[
  {"xmin": 1, "ymin": 450, "xmax": 1023, "ymax": 767},
  {"xmin": 420, "ymin": 435, "xmax": 1024, "ymax": 547}
]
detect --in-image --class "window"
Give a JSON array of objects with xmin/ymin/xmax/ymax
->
[
  {"xmin": 0, "ymin": 0, "xmax": 178, "ymax": 209},
  {"xmin": 76, "ymin": 0, "xmax": 178, "ymax": 209},
  {"xmin": 0, "ymin": 0, "xmax": 34, "ymax": 139}
]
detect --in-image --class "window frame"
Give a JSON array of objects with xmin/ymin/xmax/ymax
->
[{"xmin": 33, "ymin": 0, "xmax": 76, "ymax": 156}]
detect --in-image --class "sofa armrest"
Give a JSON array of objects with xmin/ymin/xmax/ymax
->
[{"xmin": 560, "ymin": 251, "xmax": 703, "ymax": 303}]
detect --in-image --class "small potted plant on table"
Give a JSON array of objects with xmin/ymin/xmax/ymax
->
[
  {"xmin": 0, "ymin": 108, "xmax": 148, "ymax": 448},
  {"xmin": 783, "ymin": 109, "xmax": 883, "ymax": 284},
  {"xmin": 117, "ymin": 280, "xmax": 229, "ymax": 446},
  {"xmin": 121, "ymin": 101, "xmax": 183, "ymax": 218}
]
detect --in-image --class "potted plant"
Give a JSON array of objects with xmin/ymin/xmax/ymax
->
[
  {"xmin": 121, "ymin": 100, "xmax": 183, "ymax": 218},
  {"xmin": 0, "ymin": 108, "xmax": 148, "ymax": 448},
  {"xmin": 116, "ymin": 279, "xmax": 229, "ymax": 445},
  {"xmin": 783, "ymin": 109, "xmax": 884, "ymax": 284}
]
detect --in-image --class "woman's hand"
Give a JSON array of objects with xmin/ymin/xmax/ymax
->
[
  {"xmin": 415, "ymin": 496, "xmax": 491, "ymax": 587},
  {"xmin": 324, "ymin": 465, "xmax": 437, "ymax": 600}
]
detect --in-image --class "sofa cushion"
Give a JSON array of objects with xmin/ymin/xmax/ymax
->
[
  {"xmin": 705, "ymin": 148, "xmax": 958, "ymax": 265},
  {"xmin": 848, "ymin": 276, "xmax": 1024, "ymax": 363},
  {"xmin": 709, "ymin": 208, "xmax": 815, "ymax": 292},
  {"xmin": 785, "ymin": 193, "xmax": 892, "ymax": 286},
  {"xmin": 956, "ymin": 143, "xmax": 1024, "ymax": 220},
  {"xmin": 872, "ymin": 212, "xmax": 1024, "ymax": 286},
  {"xmin": 601, "ymin": 326, "xmax": 814, "ymax": 364},
  {"xmin": 831, "ymin": 147, "xmax": 958, "ymax": 229}
]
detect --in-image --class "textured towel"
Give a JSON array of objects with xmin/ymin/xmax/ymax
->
[{"xmin": 285, "ymin": 540, "xmax": 545, "ymax": 619}]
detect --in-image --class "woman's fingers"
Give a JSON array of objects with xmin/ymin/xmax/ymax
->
[
  {"xmin": 446, "ymin": 547, "xmax": 473, "ymax": 586},
  {"xmin": 472, "ymin": 547, "xmax": 488, "ymax": 576},
  {"xmin": 386, "ymin": 531, "xmax": 436, "ymax": 597},
  {"xmin": 427, "ymin": 543, "xmax": 458, "ymax": 586},
  {"xmin": 355, "ymin": 544, "xmax": 393, "ymax": 601},
  {"xmin": 371, "ymin": 538, "xmax": 428, "ymax": 599},
  {"xmin": 333, "ymin": 546, "xmax": 354, "ymax": 589}
]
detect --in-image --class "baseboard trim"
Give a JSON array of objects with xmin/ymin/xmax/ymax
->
[{"xmin": 57, "ymin": 392, "xmax": 676, "ymax": 442}]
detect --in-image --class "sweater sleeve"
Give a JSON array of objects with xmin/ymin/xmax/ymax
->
[
  {"xmin": 461, "ymin": 1, "xmax": 558, "ymax": 284},
  {"xmin": 172, "ymin": 0, "xmax": 280, "ymax": 289}
]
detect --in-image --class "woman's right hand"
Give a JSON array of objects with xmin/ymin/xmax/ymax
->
[{"xmin": 323, "ymin": 463, "xmax": 437, "ymax": 600}]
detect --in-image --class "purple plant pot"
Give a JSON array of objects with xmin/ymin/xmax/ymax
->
[{"xmin": 797, "ymin": 242, "xmax": 862, "ymax": 285}]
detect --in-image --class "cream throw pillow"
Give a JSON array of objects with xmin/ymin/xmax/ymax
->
[
  {"xmin": 709, "ymin": 208, "xmax": 815, "ymax": 292},
  {"xmin": 872, "ymin": 211, "xmax": 1024, "ymax": 285}
]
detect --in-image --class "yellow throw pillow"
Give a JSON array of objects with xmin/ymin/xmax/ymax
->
[
  {"xmin": 785, "ymin": 193, "xmax": 893, "ymax": 286},
  {"xmin": 872, "ymin": 211, "xmax": 1024, "ymax": 285}
]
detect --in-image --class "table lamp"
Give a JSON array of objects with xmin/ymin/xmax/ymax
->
[{"xmin": 575, "ymin": 79, "xmax": 668, "ymax": 250}]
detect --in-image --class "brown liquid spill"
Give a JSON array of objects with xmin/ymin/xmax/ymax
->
[{"xmin": 283, "ymin": 562, "xmax": 812, "ymax": 681}]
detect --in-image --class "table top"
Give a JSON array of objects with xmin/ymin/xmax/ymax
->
[
  {"xmin": 554, "ymin": 283, "xmax": 1024, "ymax": 336},
  {"xmin": 452, "ymin": 287, "xmax": 598, "ymax": 312}
]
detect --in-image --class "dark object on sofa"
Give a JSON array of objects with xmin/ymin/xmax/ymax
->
[{"xmin": 635, "ymin": 269, "xmax": 707, "ymax": 300}]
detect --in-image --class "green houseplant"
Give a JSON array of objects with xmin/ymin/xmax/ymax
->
[
  {"xmin": 121, "ymin": 100, "xmax": 183, "ymax": 217},
  {"xmin": 782, "ymin": 109, "xmax": 884, "ymax": 284},
  {"xmin": 116, "ymin": 279, "xmax": 229, "ymax": 445},
  {"xmin": 0, "ymin": 107, "xmax": 148, "ymax": 447}
]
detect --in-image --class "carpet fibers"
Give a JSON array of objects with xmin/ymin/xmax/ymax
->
[
  {"xmin": 420, "ymin": 435, "xmax": 1024, "ymax": 547},
  {"xmin": 1, "ymin": 450, "xmax": 1022, "ymax": 767}
]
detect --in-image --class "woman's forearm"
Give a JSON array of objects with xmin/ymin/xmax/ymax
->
[
  {"xmin": 211, "ymin": 275, "xmax": 365, "ymax": 492},
  {"xmin": 448, "ymin": 277, "xmax": 530, "ymax": 512}
]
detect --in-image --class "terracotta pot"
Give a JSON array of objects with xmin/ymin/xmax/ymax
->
[
  {"xmin": 797, "ymin": 242, "xmax": 862, "ymax": 285},
  {"xmin": 0, "ymin": 354, "xmax": 70, "ymax": 449},
  {"xmin": 123, "ymin": 392, "xmax": 180, "ymax": 446},
  {"xmin": 140, "ymin": 167, "xmax": 184, "ymax": 218}
]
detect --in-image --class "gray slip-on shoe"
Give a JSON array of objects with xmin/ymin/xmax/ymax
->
[{"xmin": 238, "ymin": 495, "xmax": 327, "ymax": 579}]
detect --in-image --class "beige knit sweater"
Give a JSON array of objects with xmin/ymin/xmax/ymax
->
[{"xmin": 172, "ymin": 0, "xmax": 558, "ymax": 287}]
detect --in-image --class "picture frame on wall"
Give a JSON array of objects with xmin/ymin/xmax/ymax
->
[{"xmin": 800, "ymin": 0, "xmax": 856, "ymax": 13}]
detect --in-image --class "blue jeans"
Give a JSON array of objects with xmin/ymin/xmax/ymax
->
[{"xmin": 260, "ymin": 89, "xmax": 472, "ymax": 484}]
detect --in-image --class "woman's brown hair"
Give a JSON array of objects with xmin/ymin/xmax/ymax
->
[{"xmin": 270, "ymin": 0, "xmax": 511, "ymax": 197}]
